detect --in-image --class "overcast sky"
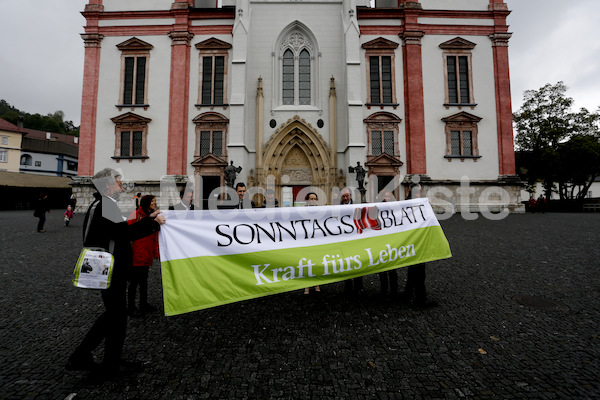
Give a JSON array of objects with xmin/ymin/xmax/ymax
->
[{"xmin": 0, "ymin": 0, "xmax": 598, "ymax": 127}]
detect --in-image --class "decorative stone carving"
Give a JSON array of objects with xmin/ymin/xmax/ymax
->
[{"xmin": 281, "ymin": 32, "xmax": 312, "ymax": 53}]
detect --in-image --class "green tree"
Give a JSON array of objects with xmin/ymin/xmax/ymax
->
[
  {"xmin": 513, "ymin": 82, "xmax": 600, "ymax": 201},
  {"xmin": 0, "ymin": 99, "xmax": 79, "ymax": 136}
]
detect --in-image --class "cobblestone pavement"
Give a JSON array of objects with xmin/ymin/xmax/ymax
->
[{"xmin": 1, "ymin": 209, "xmax": 599, "ymax": 399}]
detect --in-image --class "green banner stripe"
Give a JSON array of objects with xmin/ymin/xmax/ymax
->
[{"xmin": 161, "ymin": 225, "xmax": 451, "ymax": 316}]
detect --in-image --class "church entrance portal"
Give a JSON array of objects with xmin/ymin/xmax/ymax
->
[{"xmin": 255, "ymin": 115, "xmax": 340, "ymax": 204}]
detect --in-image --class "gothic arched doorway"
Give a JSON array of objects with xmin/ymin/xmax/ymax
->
[{"xmin": 255, "ymin": 115, "xmax": 338, "ymax": 204}]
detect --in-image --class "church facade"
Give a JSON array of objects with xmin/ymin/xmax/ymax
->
[{"xmin": 73, "ymin": 0, "xmax": 523, "ymax": 212}]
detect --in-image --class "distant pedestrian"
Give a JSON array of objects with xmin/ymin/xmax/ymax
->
[
  {"xmin": 528, "ymin": 195, "xmax": 537, "ymax": 213},
  {"xmin": 133, "ymin": 193, "xmax": 142, "ymax": 210},
  {"xmin": 537, "ymin": 194, "xmax": 547, "ymax": 213},
  {"xmin": 127, "ymin": 195, "xmax": 160, "ymax": 317},
  {"xmin": 64, "ymin": 205, "xmax": 74, "ymax": 227},
  {"xmin": 69, "ymin": 194, "xmax": 77, "ymax": 212},
  {"xmin": 33, "ymin": 192, "xmax": 50, "ymax": 233}
]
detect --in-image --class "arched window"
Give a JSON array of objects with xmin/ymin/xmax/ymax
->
[
  {"xmin": 299, "ymin": 49, "xmax": 311, "ymax": 105},
  {"xmin": 282, "ymin": 50, "xmax": 295, "ymax": 105},
  {"xmin": 280, "ymin": 43, "xmax": 312, "ymax": 106},
  {"xmin": 20, "ymin": 154, "xmax": 32, "ymax": 166},
  {"xmin": 274, "ymin": 24, "xmax": 319, "ymax": 108}
]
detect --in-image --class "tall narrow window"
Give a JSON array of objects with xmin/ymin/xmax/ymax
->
[
  {"xmin": 363, "ymin": 38, "xmax": 398, "ymax": 107},
  {"xmin": 446, "ymin": 56, "xmax": 470, "ymax": 104},
  {"xmin": 196, "ymin": 38, "xmax": 231, "ymax": 109},
  {"xmin": 122, "ymin": 57, "xmax": 147, "ymax": 105},
  {"xmin": 299, "ymin": 50, "xmax": 311, "ymax": 105},
  {"xmin": 372, "ymin": 130, "xmax": 382, "ymax": 155},
  {"xmin": 368, "ymin": 56, "xmax": 392, "ymax": 104},
  {"xmin": 282, "ymin": 50, "xmax": 295, "ymax": 105},
  {"xmin": 440, "ymin": 37, "xmax": 476, "ymax": 106},
  {"xmin": 277, "ymin": 28, "xmax": 315, "ymax": 107},
  {"xmin": 201, "ymin": 56, "xmax": 225, "ymax": 105},
  {"xmin": 117, "ymin": 38, "xmax": 153, "ymax": 108},
  {"xmin": 383, "ymin": 130, "xmax": 394, "ymax": 155}
]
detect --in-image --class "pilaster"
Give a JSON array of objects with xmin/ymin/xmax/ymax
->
[
  {"xmin": 78, "ymin": 33, "xmax": 104, "ymax": 176},
  {"xmin": 329, "ymin": 76, "xmax": 338, "ymax": 172},
  {"xmin": 490, "ymin": 31, "xmax": 516, "ymax": 176},
  {"xmin": 167, "ymin": 5, "xmax": 194, "ymax": 175},
  {"xmin": 400, "ymin": 28, "xmax": 427, "ymax": 175}
]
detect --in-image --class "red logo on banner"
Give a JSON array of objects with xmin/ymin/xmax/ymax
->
[{"xmin": 353, "ymin": 206, "xmax": 382, "ymax": 234}]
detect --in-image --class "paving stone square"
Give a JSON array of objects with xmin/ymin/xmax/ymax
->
[{"xmin": 1, "ymin": 209, "xmax": 599, "ymax": 399}]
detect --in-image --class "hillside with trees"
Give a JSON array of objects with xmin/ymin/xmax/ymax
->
[{"xmin": 0, "ymin": 99, "xmax": 79, "ymax": 136}]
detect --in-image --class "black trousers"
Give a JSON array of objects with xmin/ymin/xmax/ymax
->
[
  {"xmin": 404, "ymin": 263, "xmax": 427, "ymax": 304},
  {"xmin": 344, "ymin": 276, "xmax": 363, "ymax": 294},
  {"xmin": 378, "ymin": 269, "xmax": 399, "ymax": 295},
  {"xmin": 74, "ymin": 279, "xmax": 127, "ymax": 367},
  {"xmin": 37, "ymin": 215, "xmax": 46, "ymax": 231},
  {"xmin": 128, "ymin": 266, "xmax": 150, "ymax": 309}
]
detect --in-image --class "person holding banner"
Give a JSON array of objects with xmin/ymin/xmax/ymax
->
[
  {"xmin": 66, "ymin": 168, "xmax": 166, "ymax": 377},
  {"xmin": 403, "ymin": 183, "xmax": 436, "ymax": 308},
  {"xmin": 261, "ymin": 189, "xmax": 280, "ymax": 208},
  {"xmin": 235, "ymin": 182, "xmax": 256, "ymax": 209},
  {"xmin": 127, "ymin": 195, "xmax": 161, "ymax": 317},
  {"xmin": 169, "ymin": 188, "xmax": 194, "ymax": 211},
  {"xmin": 303, "ymin": 192, "xmax": 321, "ymax": 295},
  {"xmin": 378, "ymin": 190, "xmax": 399, "ymax": 299},
  {"xmin": 341, "ymin": 188, "xmax": 363, "ymax": 296}
]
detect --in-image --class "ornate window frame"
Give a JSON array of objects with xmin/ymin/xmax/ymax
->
[
  {"xmin": 116, "ymin": 38, "xmax": 153, "ymax": 111},
  {"xmin": 364, "ymin": 112, "xmax": 402, "ymax": 157},
  {"xmin": 439, "ymin": 37, "xmax": 476, "ymax": 109},
  {"xmin": 195, "ymin": 38, "xmax": 231, "ymax": 109},
  {"xmin": 441, "ymin": 111, "xmax": 482, "ymax": 162},
  {"xmin": 110, "ymin": 112, "xmax": 151, "ymax": 162},
  {"xmin": 192, "ymin": 112, "xmax": 229, "ymax": 158},
  {"xmin": 362, "ymin": 38, "xmax": 399, "ymax": 109},
  {"xmin": 272, "ymin": 22, "xmax": 320, "ymax": 110}
]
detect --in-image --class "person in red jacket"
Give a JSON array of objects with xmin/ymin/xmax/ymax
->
[{"xmin": 127, "ymin": 195, "xmax": 160, "ymax": 317}]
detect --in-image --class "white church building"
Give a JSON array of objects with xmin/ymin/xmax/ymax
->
[{"xmin": 72, "ymin": 0, "xmax": 523, "ymax": 212}]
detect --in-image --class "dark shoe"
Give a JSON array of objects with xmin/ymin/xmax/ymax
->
[
  {"xmin": 66, "ymin": 351, "xmax": 97, "ymax": 371},
  {"xmin": 140, "ymin": 303, "xmax": 157, "ymax": 313},
  {"xmin": 37, "ymin": 230, "xmax": 45, "ymax": 233}
]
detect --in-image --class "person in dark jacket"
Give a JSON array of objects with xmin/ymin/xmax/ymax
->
[
  {"xmin": 378, "ymin": 190, "xmax": 399, "ymax": 299},
  {"xmin": 34, "ymin": 192, "xmax": 50, "ymax": 232},
  {"xmin": 340, "ymin": 188, "xmax": 363, "ymax": 296},
  {"xmin": 169, "ymin": 188, "xmax": 194, "ymax": 210},
  {"xmin": 66, "ymin": 168, "xmax": 165, "ymax": 376},
  {"xmin": 403, "ymin": 183, "xmax": 436, "ymax": 308},
  {"xmin": 127, "ymin": 195, "xmax": 160, "ymax": 317}
]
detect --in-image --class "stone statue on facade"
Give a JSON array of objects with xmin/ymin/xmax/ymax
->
[
  {"xmin": 348, "ymin": 161, "xmax": 366, "ymax": 189},
  {"xmin": 225, "ymin": 161, "xmax": 242, "ymax": 188}
]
